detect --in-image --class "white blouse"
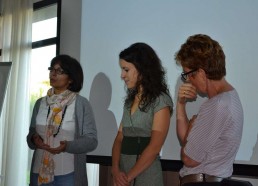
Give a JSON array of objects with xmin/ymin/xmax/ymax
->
[{"xmin": 33, "ymin": 97, "xmax": 76, "ymax": 175}]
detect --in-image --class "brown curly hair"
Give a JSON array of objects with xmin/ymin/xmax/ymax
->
[
  {"xmin": 119, "ymin": 42, "xmax": 171, "ymax": 112},
  {"xmin": 175, "ymin": 34, "xmax": 226, "ymax": 80}
]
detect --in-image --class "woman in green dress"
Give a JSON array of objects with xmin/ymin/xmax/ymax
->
[{"xmin": 112, "ymin": 43, "xmax": 173, "ymax": 186}]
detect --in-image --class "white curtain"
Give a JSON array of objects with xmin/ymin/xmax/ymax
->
[
  {"xmin": 87, "ymin": 163, "xmax": 99, "ymax": 186},
  {"xmin": 0, "ymin": 0, "xmax": 32, "ymax": 185}
]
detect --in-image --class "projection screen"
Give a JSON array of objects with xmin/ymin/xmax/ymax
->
[{"xmin": 80, "ymin": 0, "xmax": 258, "ymax": 165}]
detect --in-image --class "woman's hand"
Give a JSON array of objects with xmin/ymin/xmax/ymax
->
[
  {"xmin": 182, "ymin": 115, "xmax": 197, "ymax": 145},
  {"xmin": 178, "ymin": 83, "xmax": 197, "ymax": 104},
  {"xmin": 32, "ymin": 133, "xmax": 50, "ymax": 150},
  {"xmin": 112, "ymin": 168, "xmax": 129, "ymax": 186},
  {"xmin": 188, "ymin": 115, "xmax": 197, "ymax": 132},
  {"xmin": 47, "ymin": 140, "xmax": 67, "ymax": 154}
]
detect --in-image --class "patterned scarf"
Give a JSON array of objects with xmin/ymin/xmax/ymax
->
[{"xmin": 38, "ymin": 88, "xmax": 76, "ymax": 185}]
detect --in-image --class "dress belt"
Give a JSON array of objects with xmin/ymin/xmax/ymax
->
[
  {"xmin": 179, "ymin": 173, "xmax": 225, "ymax": 186},
  {"xmin": 121, "ymin": 136, "xmax": 150, "ymax": 155}
]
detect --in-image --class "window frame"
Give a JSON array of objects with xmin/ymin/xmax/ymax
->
[{"xmin": 32, "ymin": 0, "xmax": 61, "ymax": 55}]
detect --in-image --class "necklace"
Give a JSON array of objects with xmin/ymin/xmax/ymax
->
[{"xmin": 47, "ymin": 105, "xmax": 68, "ymax": 137}]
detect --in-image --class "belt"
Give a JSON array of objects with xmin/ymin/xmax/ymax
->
[
  {"xmin": 179, "ymin": 174, "xmax": 224, "ymax": 186},
  {"xmin": 121, "ymin": 136, "xmax": 151, "ymax": 155}
]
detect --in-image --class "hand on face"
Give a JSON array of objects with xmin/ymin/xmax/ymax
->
[{"xmin": 178, "ymin": 83, "xmax": 197, "ymax": 104}]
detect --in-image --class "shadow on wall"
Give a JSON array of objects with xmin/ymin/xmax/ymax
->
[{"xmin": 88, "ymin": 72, "xmax": 118, "ymax": 156}]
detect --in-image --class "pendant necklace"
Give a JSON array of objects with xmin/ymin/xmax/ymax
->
[{"xmin": 46, "ymin": 105, "xmax": 68, "ymax": 137}]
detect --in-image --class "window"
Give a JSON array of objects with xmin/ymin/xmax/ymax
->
[
  {"xmin": 30, "ymin": 0, "xmax": 61, "ymax": 110},
  {"xmin": 27, "ymin": 0, "xmax": 61, "ymax": 183}
]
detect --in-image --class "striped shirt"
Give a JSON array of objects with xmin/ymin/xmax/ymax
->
[{"xmin": 180, "ymin": 89, "xmax": 243, "ymax": 177}]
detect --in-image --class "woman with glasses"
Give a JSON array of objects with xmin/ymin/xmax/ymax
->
[
  {"xmin": 111, "ymin": 43, "xmax": 173, "ymax": 186},
  {"xmin": 174, "ymin": 34, "xmax": 243, "ymax": 186},
  {"xmin": 27, "ymin": 55, "xmax": 97, "ymax": 186}
]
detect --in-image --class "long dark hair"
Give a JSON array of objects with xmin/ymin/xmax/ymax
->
[{"xmin": 119, "ymin": 42, "xmax": 170, "ymax": 111}]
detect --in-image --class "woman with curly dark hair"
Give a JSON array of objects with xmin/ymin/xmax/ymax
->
[{"xmin": 111, "ymin": 43, "xmax": 173, "ymax": 186}]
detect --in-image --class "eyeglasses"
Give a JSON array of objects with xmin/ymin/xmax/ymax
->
[
  {"xmin": 181, "ymin": 69, "xmax": 198, "ymax": 81},
  {"xmin": 48, "ymin": 67, "xmax": 68, "ymax": 75}
]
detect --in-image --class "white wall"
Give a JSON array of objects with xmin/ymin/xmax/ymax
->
[
  {"xmin": 35, "ymin": 0, "xmax": 258, "ymax": 184},
  {"xmin": 79, "ymin": 1, "xmax": 258, "ymax": 184},
  {"xmin": 59, "ymin": 0, "xmax": 81, "ymax": 59},
  {"xmin": 80, "ymin": 0, "xmax": 258, "ymax": 163}
]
